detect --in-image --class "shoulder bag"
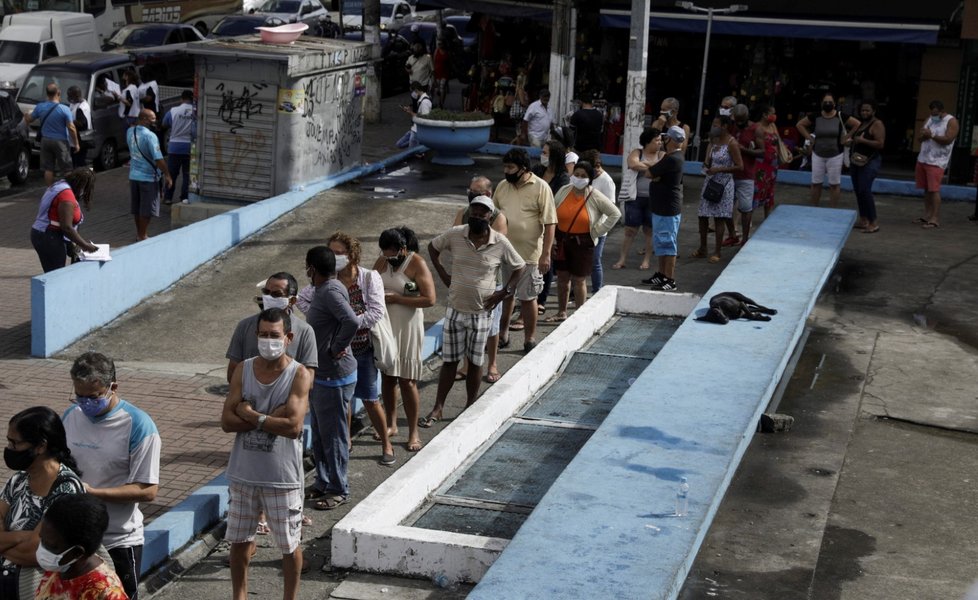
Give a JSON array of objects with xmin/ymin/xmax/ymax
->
[
  {"xmin": 35, "ymin": 105, "xmax": 56, "ymax": 144},
  {"xmin": 849, "ymin": 119, "xmax": 875, "ymax": 167},
  {"xmin": 702, "ymin": 177, "xmax": 725, "ymax": 203},
  {"xmin": 553, "ymin": 190, "xmax": 590, "ymax": 261},
  {"xmin": 370, "ymin": 307, "xmax": 397, "ymax": 374},
  {"xmin": 776, "ymin": 134, "xmax": 793, "ymax": 165}
]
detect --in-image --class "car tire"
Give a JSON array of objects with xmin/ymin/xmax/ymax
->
[
  {"xmin": 8, "ymin": 146, "xmax": 29, "ymax": 185},
  {"xmin": 95, "ymin": 139, "xmax": 117, "ymax": 172}
]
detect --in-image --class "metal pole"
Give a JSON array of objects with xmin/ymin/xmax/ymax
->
[
  {"xmin": 692, "ymin": 7, "xmax": 713, "ymax": 161},
  {"xmin": 621, "ymin": 0, "xmax": 651, "ymax": 168}
]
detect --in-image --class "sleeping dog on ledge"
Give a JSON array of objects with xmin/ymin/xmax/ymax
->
[{"xmin": 695, "ymin": 292, "xmax": 778, "ymax": 325}]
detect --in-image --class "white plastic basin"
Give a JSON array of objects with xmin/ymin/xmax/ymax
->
[{"xmin": 257, "ymin": 22, "xmax": 308, "ymax": 44}]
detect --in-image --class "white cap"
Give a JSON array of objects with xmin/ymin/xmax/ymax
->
[{"xmin": 469, "ymin": 195, "xmax": 495, "ymax": 212}]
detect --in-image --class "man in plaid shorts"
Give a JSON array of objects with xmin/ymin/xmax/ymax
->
[
  {"xmin": 221, "ymin": 308, "xmax": 312, "ymax": 600},
  {"xmin": 425, "ymin": 196, "xmax": 525, "ymax": 422}
]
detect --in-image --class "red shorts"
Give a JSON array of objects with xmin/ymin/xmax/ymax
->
[{"xmin": 915, "ymin": 162, "xmax": 944, "ymax": 192}]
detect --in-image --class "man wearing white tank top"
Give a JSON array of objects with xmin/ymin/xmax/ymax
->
[
  {"xmin": 915, "ymin": 99, "xmax": 958, "ymax": 229},
  {"xmin": 221, "ymin": 308, "xmax": 312, "ymax": 600}
]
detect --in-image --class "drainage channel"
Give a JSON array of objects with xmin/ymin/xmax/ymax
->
[{"xmin": 404, "ymin": 314, "xmax": 683, "ymax": 539}]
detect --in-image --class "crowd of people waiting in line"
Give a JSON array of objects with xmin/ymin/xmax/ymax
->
[{"xmin": 15, "ymin": 75, "xmax": 967, "ymax": 598}]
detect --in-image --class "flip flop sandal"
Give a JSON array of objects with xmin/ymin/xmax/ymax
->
[
  {"xmin": 537, "ymin": 305, "xmax": 546, "ymax": 315},
  {"xmin": 691, "ymin": 249, "xmax": 707, "ymax": 259},
  {"xmin": 406, "ymin": 440, "xmax": 423, "ymax": 452},
  {"xmin": 862, "ymin": 227, "xmax": 880, "ymax": 234},
  {"xmin": 418, "ymin": 415, "xmax": 440, "ymax": 428},
  {"xmin": 454, "ymin": 372, "xmax": 467, "ymax": 381},
  {"xmin": 912, "ymin": 217, "xmax": 928, "ymax": 224},
  {"xmin": 922, "ymin": 222, "xmax": 940, "ymax": 229},
  {"xmin": 610, "ymin": 263, "xmax": 626, "ymax": 270},
  {"xmin": 304, "ymin": 487, "xmax": 326, "ymax": 501},
  {"xmin": 314, "ymin": 495, "xmax": 349, "ymax": 511},
  {"xmin": 255, "ymin": 521, "xmax": 271, "ymax": 535},
  {"xmin": 485, "ymin": 372, "xmax": 502, "ymax": 383},
  {"xmin": 509, "ymin": 322, "xmax": 525, "ymax": 331},
  {"xmin": 301, "ymin": 514, "xmax": 313, "ymax": 526},
  {"xmin": 498, "ymin": 336, "xmax": 511, "ymax": 349},
  {"xmin": 545, "ymin": 314, "xmax": 567, "ymax": 323}
]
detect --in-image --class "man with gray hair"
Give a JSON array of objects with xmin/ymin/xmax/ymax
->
[
  {"xmin": 653, "ymin": 97, "xmax": 691, "ymax": 154},
  {"xmin": 717, "ymin": 96, "xmax": 737, "ymax": 120},
  {"xmin": 65, "ymin": 351, "xmax": 161, "ymax": 600}
]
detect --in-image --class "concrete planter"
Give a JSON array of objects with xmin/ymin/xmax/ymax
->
[{"xmin": 413, "ymin": 116, "xmax": 494, "ymax": 166}]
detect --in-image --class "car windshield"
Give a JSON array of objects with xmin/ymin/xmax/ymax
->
[
  {"xmin": 261, "ymin": 0, "xmax": 299, "ymax": 12},
  {"xmin": 0, "ymin": 40, "xmax": 40, "ymax": 64},
  {"xmin": 18, "ymin": 70, "xmax": 89, "ymax": 105},
  {"xmin": 117, "ymin": 26, "xmax": 169, "ymax": 48},
  {"xmin": 213, "ymin": 18, "xmax": 264, "ymax": 36},
  {"xmin": 379, "ymin": 4, "xmax": 394, "ymax": 17}
]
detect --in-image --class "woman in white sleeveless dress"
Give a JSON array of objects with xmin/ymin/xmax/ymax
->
[{"xmin": 373, "ymin": 227, "xmax": 436, "ymax": 453}]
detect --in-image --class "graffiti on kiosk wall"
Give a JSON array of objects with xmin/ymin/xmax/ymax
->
[
  {"xmin": 211, "ymin": 129, "xmax": 269, "ymax": 188},
  {"xmin": 216, "ymin": 82, "xmax": 268, "ymax": 134},
  {"xmin": 300, "ymin": 71, "xmax": 365, "ymax": 170}
]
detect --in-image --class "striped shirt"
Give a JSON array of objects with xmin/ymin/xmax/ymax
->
[{"xmin": 431, "ymin": 225, "xmax": 525, "ymax": 314}]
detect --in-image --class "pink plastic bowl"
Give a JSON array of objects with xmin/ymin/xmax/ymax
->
[{"xmin": 257, "ymin": 22, "xmax": 309, "ymax": 44}]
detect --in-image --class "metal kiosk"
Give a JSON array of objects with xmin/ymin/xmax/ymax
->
[{"xmin": 186, "ymin": 36, "xmax": 371, "ymax": 203}]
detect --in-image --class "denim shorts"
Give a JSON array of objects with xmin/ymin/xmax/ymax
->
[
  {"xmin": 651, "ymin": 213, "xmax": 681, "ymax": 256},
  {"xmin": 624, "ymin": 197, "xmax": 651, "ymax": 228},
  {"xmin": 354, "ymin": 350, "xmax": 379, "ymax": 401}
]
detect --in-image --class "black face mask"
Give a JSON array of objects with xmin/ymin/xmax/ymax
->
[
  {"xmin": 504, "ymin": 170, "xmax": 522, "ymax": 184},
  {"xmin": 468, "ymin": 217, "xmax": 490, "ymax": 234},
  {"xmin": 4, "ymin": 446, "xmax": 35, "ymax": 471},
  {"xmin": 822, "ymin": 102, "xmax": 835, "ymax": 112},
  {"xmin": 387, "ymin": 255, "xmax": 407, "ymax": 268}
]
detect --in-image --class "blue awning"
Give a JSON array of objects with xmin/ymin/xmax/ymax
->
[{"xmin": 600, "ymin": 10, "xmax": 940, "ymax": 44}]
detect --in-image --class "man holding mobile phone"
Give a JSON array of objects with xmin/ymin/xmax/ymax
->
[{"xmin": 396, "ymin": 81, "xmax": 432, "ymax": 151}]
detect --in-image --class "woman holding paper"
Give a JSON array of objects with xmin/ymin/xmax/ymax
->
[{"xmin": 29, "ymin": 168, "xmax": 98, "ymax": 272}]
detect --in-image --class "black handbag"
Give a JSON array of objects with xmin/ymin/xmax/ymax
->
[{"xmin": 702, "ymin": 177, "xmax": 725, "ymax": 203}]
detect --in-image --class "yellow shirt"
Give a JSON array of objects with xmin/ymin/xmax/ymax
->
[{"xmin": 493, "ymin": 172, "xmax": 557, "ymax": 263}]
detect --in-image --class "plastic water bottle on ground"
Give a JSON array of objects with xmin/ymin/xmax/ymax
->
[
  {"xmin": 675, "ymin": 476, "xmax": 689, "ymax": 516},
  {"xmin": 432, "ymin": 572, "xmax": 458, "ymax": 591}
]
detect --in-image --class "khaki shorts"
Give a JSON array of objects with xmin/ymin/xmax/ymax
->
[
  {"xmin": 226, "ymin": 482, "xmax": 303, "ymax": 554},
  {"xmin": 505, "ymin": 264, "xmax": 543, "ymax": 302}
]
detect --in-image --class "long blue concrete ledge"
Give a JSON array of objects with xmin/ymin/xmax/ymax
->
[
  {"xmin": 30, "ymin": 146, "xmax": 428, "ymax": 357},
  {"xmin": 141, "ymin": 318, "xmax": 444, "ymax": 576},
  {"xmin": 479, "ymin": 142, "xmax": 976, "ymax": 201},
  {"xmin": 471, "ymin": 205, "xmax": 855, "ymax": 600}
]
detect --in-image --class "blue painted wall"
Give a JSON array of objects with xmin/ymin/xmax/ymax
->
[
  {"xmin": 478, "ymin": 142, "xmax": 977, "ymax": 201},
  {"xmin": 30, "ymin": 147, "xmax": 427, "ymax": 357}
]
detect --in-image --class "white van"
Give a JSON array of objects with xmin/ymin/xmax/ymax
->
[{"xmin": 0, "ymin": 12, "xmax": 101, "ymax": 91}]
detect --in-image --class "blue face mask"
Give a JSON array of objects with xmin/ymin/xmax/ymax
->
[
  {"xmin": 930, "ymin": 115, "xmax": 942, "ymax": 124},
  {"xmin": 75, "ymin": 393, "xmax": 112, "ymax": 418}
]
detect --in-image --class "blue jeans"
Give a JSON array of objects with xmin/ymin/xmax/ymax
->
[
  {"xmin": 395, "ymin": 130, "xmax": 417, "ymax": 149},
  {"xmin": 591, "ymin": 235, "xmax": 606, "ymax": 292},
  {"xmin": 850, "ymin": 155, "xmax": 880, "ymax": 223},
  {"xmin": 165, "ymin": 153, "xmax": 190, "ymax": 201},
  {"xmin": 309, "ymin": 381, "xmax": 355, "ymax": 497}
]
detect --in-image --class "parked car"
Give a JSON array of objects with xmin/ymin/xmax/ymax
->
[
  {"xmin": 102, "ymin": 23, "xmax": 205, "ymax": 51},
  {"xmin": 17, "ymin": 52, "xmax": 185, "ymax": 170},
  {"xmin": 0, "ymin": 90, "xmax": 30, "ymax": 184},
  {"xmin": 255, "ymin": 0, "xmax": 328, "ymax": 26},
  {"xmin": 338, "ymin": 0, "xmax": 415, "ymax": 31},
  {"xmin": 444, "ymin": 15, "xmax": 476, "ymax": 50},
  {"xmin": 208, "ymin": 14, "xmax": 286, "ymax": 38},
  {"xmin": 396, "ymin": 21, "xmax": 463, "ymax": 54},
  {"xmin": 343, "ymin": 30, "xmax": 411, "ymax": 97},
  {"xmin": 0, "ymin": 12, "xmax": 101, "ymax": 92}
]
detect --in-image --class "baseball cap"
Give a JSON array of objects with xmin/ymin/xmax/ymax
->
[
  {"xmin": 665, "ymin": 125, "xmax": 686, "ymax": 143},
  {"xmin": 470, "ymin": 195, "xmax": 495, "ymax": 212}
]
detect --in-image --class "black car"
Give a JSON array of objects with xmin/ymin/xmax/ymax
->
[
  {"xmin": 0, "ymin": 90, "xmax": 29, "ymax": 184},
  {"xmin": 103, "ymin": 23, "xmax": 206, "ymax": 51},
  {"xmin": 209, "ymin": 15, "xmax": 286, "ymax": 38},
  {"xmin": 344, "ymin": 31, "xmax": 411, "ymax": 97}
]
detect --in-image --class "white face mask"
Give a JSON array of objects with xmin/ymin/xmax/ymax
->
[
  {"xmin": 257, "ymin": 337, "xmax": 286, "ymax": 361},
  {"xmin": 262, "ymin": 295, "xmax": 290, "ymax": 311},
  {"xmin": 334, "ymin": 254, "xmax": 349, "ymax": 271},
  {"xmin": 569, "ymin": 176, "xmax": 589, "ymax": 190},
  {"xmin": 36, "ymin": 543, "xmax": 80, "ymax": 574},
  {"xmin": 540, "ymin": 154, "xmax": 549, "ymax": 167},
  {"xmin": 718, "ymin": 107, "xmax": 732, "ymax": 116}
]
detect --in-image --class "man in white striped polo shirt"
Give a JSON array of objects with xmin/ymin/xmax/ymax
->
[{"xmin": 426, "ymin": 196, "xmax": 525, "ymax": 419}]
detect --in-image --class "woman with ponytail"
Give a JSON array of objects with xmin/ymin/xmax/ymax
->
[{"xmin": 0, "ymin": 406, "xmax": 84, "ymax": 599}]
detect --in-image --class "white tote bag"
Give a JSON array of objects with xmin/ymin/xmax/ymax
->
[{"xmin": 370, "ymin": 307, "xmax": 397, "ymax": 374}]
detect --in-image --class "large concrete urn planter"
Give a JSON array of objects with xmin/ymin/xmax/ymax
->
[{"xmin": 413, "ymin": 115, "xmax": 494, "ymax": 166}]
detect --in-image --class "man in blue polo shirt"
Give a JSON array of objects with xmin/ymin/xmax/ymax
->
[
  {"xmin": 128, "ymin": 108, "xmax": 173, "ymax": 241},
  {"xmin": 24, "ymin": 84, "xmax": 80, "ymax": 186}
]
